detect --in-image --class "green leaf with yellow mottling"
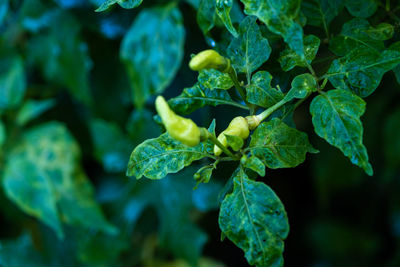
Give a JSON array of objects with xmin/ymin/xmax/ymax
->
[
  {"xmin": 240, "ymin": 0, "xmax": 304, "ymax": 57},
  {"xmin": 246, "ymin": 71, "xmax": 284, "ymax": 108},
  {"xmin": 3, "ymin": 122, "xmax": 116, "ymax": 238},
  {"xmin": 324, "ymin": 48, "xmax": 400, "ymax": 97},
  {"xmin": 168, "ymin": 83, "xmax": 247, "ymax": 115},
  {"xmin": 126, "ymin": 133, "xmax": 214, "ymax": 180},
  {"xmin": 310, "ymin": 89, "xmax": 373, "ymax": 175},
  {"xmin": 96, "ymin": 0, "xmax": 143, "ymax": 12},
  {"xmin": 121, "ymin": 5, "xmax": 185, "ymax": 107},
  {"xmin": 248, "ymin": 118, "xmax": 317, "ymax": 169},
  {"xmin": 219, "ymin": 168, "xmax": 289, "ymax": 267},
  {"xmin": 279, "ymin": 35, "xmax": 320, "ymax": 71}
]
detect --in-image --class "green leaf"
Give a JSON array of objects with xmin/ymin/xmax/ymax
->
[
  {"xmin": 310, "ymin": 89, "xmax": 373, "ymax": 175},
  {"xmin": 126, "ymin": 109, "xmax": 161, "ymax": 143},
  {"xmin": 0, "ymin": 119, "xmax": 5, "ymax": 147},
  {"xmin": 27, "ymin": 11, "xmax": 91, "ymax": 105},
  {"xmin": 219, "ymin": 168, "xmax": 289, "ymax": 267},
  {"xmin": 207, "ymin": 118, "xmax": 216, "ymax": 136},
  {"xmin": 301, "ymin": 0, "xmax": 345, "ymax": 28},
  {"xmin": 285, "ymin": 73, "xmax": 317, "ymax": 101},
  {"xmin": 121, "ymin": 5, "xmax": 185, "ymax": 108},
  {"xmin": 329, "ymin": 18, "xmax": 387, "ymax": 56},
  {"xmin": 384, "ymin": 108, "xmax": 400, "ymax": 167},
  {"xmin": 279, "ymin": 34, "xmax": 320, "ymax": 71},
  {"xmin": 205, "ymin": 119, "xmax": 217, "ymax": 154},
  {"xmin": 345, "ymin": 0, "xmax": 377, "ymax": 18},
  {"xmin": 227, "ymin": 16, "xmax": 271, "ymax": 81},
  {"xmin": 240, "ymin": 0, "xmax": 304, "ymax": 57},
  {"xmin": 3, "ymin": 122, "xmax": 116, "ymax": 238},
  {"xmin": 18, "ymin": 0, "xmax": 50, "ymax": 33},
  {"xmin": 89, "ymin": 119, "xmax": 133, "ymax": 173},
  {"xmin": 0, "ymin": 0, "xmax": 8, "ymax": 27},
  {"xmin": 96, "ymin": 0, "xmax": 143, "ymax": 12},
  {"xmin": 243, "ymin": 156, "xmax": 265, "ymax": 176},
  {"xmin": 248, "ymin": 118, "xmax": 316, "ymax": 169},
  {"xmin": 198, "ymin": 69, "xmax": 234, "ymax": 90},
  {"xmin": 224, "ymin": 134, "xmax": 244, "ymax": 151},
  {"xmin": 185, "ymin": 0, "xmax": 200, "ymax": 8},
  {"xmin": 324, "ymin": 48, "xmax": 400, "ymax": 97},
  {"xmin": 59, "ymin": 170, "xmax": 117, "ymax": 234},
  {"xmin": 192, "ymin": 180, "xmax": 223, "ymax": 212},
  {"xmin": 0, "ymin": 55, "xmax": 26, "ymax": 110},
  {"xmin": 168, "ymin": 83, "xmax": 248, "ymax": 115},
  {"xmin": 0, "ymin": 234, "xmax": 48, "ymax": 267},
  {"xmin": 388, "ymin": 42, "xmax": 400, "ymax": 85},
  {"xmin": 159, "ymin": 208, "xmax": 207, "ymax": 263},
  {"xmin": 246, "ymin": 71, "xmax": 284, "ymax": 108},
  {"xmin": 296, "ymin": 11, "xmax": 307, "ymax": 27},
  {"xmin": 156, "ymin": 175, "xmax": 209, "ymax": 266},
  {"xmin": 76, "ymin": 231, "xmax": 128, "ymax": 266},
  {"xmin": 16, "ymin": 99, "xmax": 55, "ymax": 126},
  {"xmin": 126, "ymin": 133, "xmax": 214, "ymax": 179},
  {"xmin": 366, "ymin": 23, "xmax": 394, "ymax": 40},
  {"xmin": 197, "ymin": 0, "xmax": 216, "ymax": 35},
  {"xmin": 129, "ymin": 170, "xmax": 212, "ymax": 265},
  {"xmin": 216, "ymin": 0, "xmax": 238, "ymax": 37}
]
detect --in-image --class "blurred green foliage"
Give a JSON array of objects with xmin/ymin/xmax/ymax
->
[{"xmin": 0, "ymin": 0, "xmax": 399, "ymax": 266}]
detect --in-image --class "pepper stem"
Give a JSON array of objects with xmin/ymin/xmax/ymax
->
[
  {"xmin": 200, "ymin": 128, "xmax": 238, "ymax": 159},
  {"xmin": 227, "ymin": 67, "xmax": 254, "ymax": 112}
]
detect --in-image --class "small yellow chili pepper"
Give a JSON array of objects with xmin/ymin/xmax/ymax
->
[
  {"xmin": 155, "ymin": 96, "xmax": 200, "ymax": 147},
  {"xmin": 189, "ymin": 49, "xmax": 231, "ymax": 73},
  {"xmin": 214, "ymin": 116, "xmax": 250, "ymax": 156}
]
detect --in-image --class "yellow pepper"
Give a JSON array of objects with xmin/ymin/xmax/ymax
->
[
  {"xmin": 214, "ymin": 116, "xmax": 250, "ymax": 156},
  {"xmin": 189, "ymin": 49, "xmax": 231, "ymax": 73},
  {"xmin": 155, "ymin": 96, "xmax": 201, "ymax": 147}
]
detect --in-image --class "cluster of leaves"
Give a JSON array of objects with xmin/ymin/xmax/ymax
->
[
  {"xmin": 0, "ymin": 0, "xmax": 225, "ymax": 266},
  {"xmin": 1, "ymin": 0, "xmax": 400, "ymax": 266},
  {"xmin": 117, "ymin": 0, "xmax": 400, "ymax": 266}
]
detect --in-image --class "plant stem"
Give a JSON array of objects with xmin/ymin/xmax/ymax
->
[
  {"xmin": 246, "ymin": 62, "xmax": 322, "ymax": 128},
  {"xmin": 320, "ymin": 78, "xmax": 328, "ymax": 90},
  {"xmin": 322, "ymin": 18, "xmax": 330, "ymax": 40},
  {"xmin": 229, "ymin": 70, "xmax": 246, "ymax": 100},
  {"xmin": 306, "ymin": 62, "xmax": 324, "ymax": 91},
  {"xmin": 227, "ymin": 67, "xmax": 254, "ymax": 113},
  {"xmin": 307, "ymin": 64, "xmax": 317, "ymax": 78},
  {"xmin": 197, "ymin": 164, "xmax": 214, "ymax": 173},
  {"xmin": 219, "ymin": 157, "xmax": 236, "ymax": 162},
  {"xmin": 280, "ymin": 97, "xmax": 308, "ymax": 122},
  {"xmin": 314, "ymin": 0, "xmax": 330, "ymax": 40},
  {"xmin": 254, "ymin": 98, "xmax": 287, "ymax": 123}
]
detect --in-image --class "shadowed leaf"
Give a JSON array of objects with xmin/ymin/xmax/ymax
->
[
  {"xmin": 310, "ymin": 89, "xmax": 372, "ymax": 175},
  {"xmin": 219, "ymin": 168, "xmax": 289, "ymax": 266}
]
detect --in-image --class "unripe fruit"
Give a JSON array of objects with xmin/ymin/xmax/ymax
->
[
  {"xmin": 189, "ymin": 49, "xmax": 230, "ymax": 73},
  {"xmin": 155, "ymin": 96, "xmax": 200, "ymax": 147},
  {"xmin": 240, "ymin": 155, "xmax": 248, "ymax": 165},
  {"xmin": 214, "ymin": 116, "xmax": 249, "ymax": 156}
]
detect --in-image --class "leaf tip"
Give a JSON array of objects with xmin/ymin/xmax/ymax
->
[
  {"xmin": 365, "ymin": 164, "xmax": 373, "ymax": 176},
  {"xmin": 94, "ymin": 5, "xmax": 108, "ymax": 12},
  {"xmin": 105, "ymin": 224, "xmax": 119, "ymax": 235},
  {"xmin": 125, "ymin": 167, "xmax": 134, "ymax": 178}
]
